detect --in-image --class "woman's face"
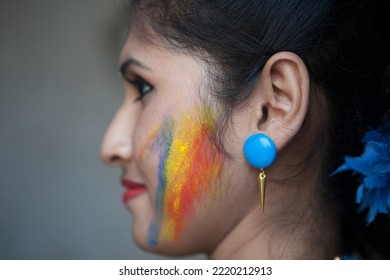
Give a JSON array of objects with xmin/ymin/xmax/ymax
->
[{"xmin": 101, "ymin": 30, "xmax": 258, "ymax": 255}]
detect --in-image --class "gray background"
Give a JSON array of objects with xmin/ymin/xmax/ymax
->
[{"xmin": 0, "ymin": 0, "xmax": 204, "ymax": 260}]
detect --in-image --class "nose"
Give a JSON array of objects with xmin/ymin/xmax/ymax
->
[{"xmin": 101, "ymin": 103, "xmax": 139, "ymax": 166}]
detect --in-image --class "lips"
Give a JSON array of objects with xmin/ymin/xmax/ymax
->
[{"xmin": 121, "ymin": 178, "xmax": 147, "ymax": 203}]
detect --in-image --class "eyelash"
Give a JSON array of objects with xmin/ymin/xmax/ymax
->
[{"xmin": 127, "ymin": 76, "xmax": 154, "ymax": 101}]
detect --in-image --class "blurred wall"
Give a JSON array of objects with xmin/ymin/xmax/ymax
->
[{"xmin": 0, "ymin": 0, "xmax": 204, "ymax": 260}]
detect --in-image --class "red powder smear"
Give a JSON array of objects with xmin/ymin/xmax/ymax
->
[{"xmin": 166, "ymin": 125, "xmax": 222, "ymax": 241}]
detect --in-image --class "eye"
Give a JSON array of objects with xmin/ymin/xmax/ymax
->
[{"xmin": 128, "ymin": 76, "xmax": 154, "ymax": 101}]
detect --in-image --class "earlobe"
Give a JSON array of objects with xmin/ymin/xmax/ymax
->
[{"xmin": 252, "ymin": 51, "xmax": 310, "ymax": 150}]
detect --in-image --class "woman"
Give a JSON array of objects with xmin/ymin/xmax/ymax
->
[{"xmin": 101, "ymin": 0, "xmax": 390, "ymax": 259}]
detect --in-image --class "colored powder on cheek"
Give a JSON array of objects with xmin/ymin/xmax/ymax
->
[
  {"xmin": 161, "ymin": 109, "xmax": 223, "ymax": 242},
  {"xmin": 139, "ymin": 120, "xmax": 175, "ymax": 246},
  {"xmin": 140, "ymin": 108, "xmax": 222, "ymax": 246},
  {"xmin": 147, "ymin": 221, "xmax": 158, "ymax": 247},
  {"xmin": 137, "ymin": 126, "xmax": 161, "ymax": 161}
]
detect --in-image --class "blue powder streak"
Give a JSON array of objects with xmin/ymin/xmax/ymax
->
[{"xmin": 147, "ymin": 119, "xmax": 174, "ymax": 246}]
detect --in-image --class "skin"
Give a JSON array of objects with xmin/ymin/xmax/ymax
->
[{"xmin": 101, "ymin": 28, "xmax": 340, "ymax": 259}]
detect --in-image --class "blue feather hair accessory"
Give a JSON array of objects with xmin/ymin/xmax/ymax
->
[{"xmin": 334, "ymin": 123, "xmax": 390, "ymax": 223}]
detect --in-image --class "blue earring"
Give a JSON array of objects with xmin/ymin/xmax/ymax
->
[{"xmin": 244, "ymin": 133, "xmax": 277, "ymax": 212}]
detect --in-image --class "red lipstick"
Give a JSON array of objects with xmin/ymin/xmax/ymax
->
[{"xmin": 121, "ymin": 178, "xmax": 147, "ymax": 203}]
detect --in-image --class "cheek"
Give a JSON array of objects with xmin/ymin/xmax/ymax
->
[
  {"xmin": 138, "ymin": 108, "xmax": 223, "ymax": 246},
  {"xmin": 163, "ymin": 114, "xmax": 223, "ymax": 240}
]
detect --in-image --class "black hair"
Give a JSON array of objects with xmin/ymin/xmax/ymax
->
[{"xmin": 128, "ymin": 0, "xmax": 390, "ymax": 259}]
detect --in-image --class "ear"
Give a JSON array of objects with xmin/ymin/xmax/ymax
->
[{"xmin": 249, "ymin": 51, "xmax": 310, "ymax": 150}]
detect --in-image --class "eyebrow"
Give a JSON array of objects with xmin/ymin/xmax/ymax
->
[{"xmin": 119, "ymin": 58, "xmax": 152, "ymax": 76}]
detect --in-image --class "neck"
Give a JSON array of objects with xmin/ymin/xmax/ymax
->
[{"xmin": 208, "ymin": 172, "xmax": 340, "ymax": 259}]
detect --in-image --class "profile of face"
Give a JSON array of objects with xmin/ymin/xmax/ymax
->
[{"xmin": 100, "ymin": 30, "xmax": 259, "ymax": 256}]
